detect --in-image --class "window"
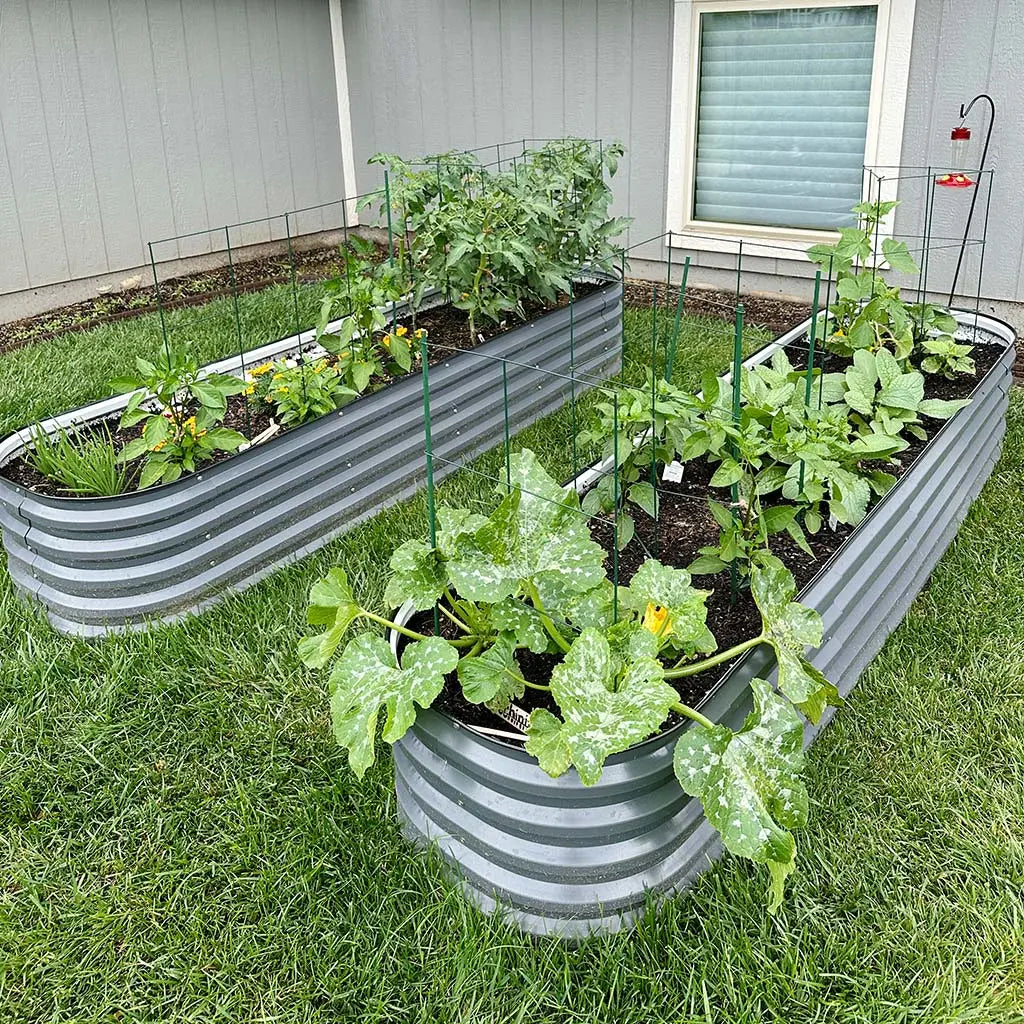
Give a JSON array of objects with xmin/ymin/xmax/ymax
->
[{"xmin": 666, "ymin": 0, "xmax": 916, "ymax": 250}]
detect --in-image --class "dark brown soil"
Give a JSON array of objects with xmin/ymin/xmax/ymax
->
[
  {"xmin": 1, "ymin": 283, "xmax": 603, "ymax": 496},
  {"xmin": 0, "ymin": 240, "xmax": 390, "ymax": 357},
  {"xmin": 419, "ymin": 338, "xmax": 1006, "ymax": 738},
  {"xmin": 625, "ymin": 279, "xmax": 813, "ymax": 339}
]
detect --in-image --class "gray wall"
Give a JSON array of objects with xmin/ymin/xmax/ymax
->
[
  {"xmin": 0, "ymin": 0, "xmax": 346, "ymax": 301},
  {"xmin": 342, "ymin": 0, "xmax": 1022, "ymax": 310}
]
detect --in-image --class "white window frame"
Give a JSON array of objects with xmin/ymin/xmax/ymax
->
[{"xmin": 665, "ymin": 0, "xmax": 916, "ymax": 259}]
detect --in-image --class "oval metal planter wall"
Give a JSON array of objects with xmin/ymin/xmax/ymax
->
[
  {"xmin": 393, "ymin": 310, "xmax": 1017, "ymax": 940},
  {"xmin": 0, "ymin": 279, "xmax": 623, "ymax": 635}
]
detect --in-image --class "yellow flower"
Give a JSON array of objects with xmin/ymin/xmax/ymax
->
[
  {"xmin": 250, "ymin": 362, "xmax": 274, "ymax": 378},
  {"xmin": 381, "ymin": 334, "xmax": 391, "ymax": 348},
  {"xmin": 414, "ymin": 328, "xmax": 427, "ymax": 339},
  {"xmin": 641, "ymin": 602, "xmax": 672, "ymax": 638},
  {"xmin": 244, "ymin": 384, "xmax": 256, "ymax": 396},
  {"xmin": 277, "ymin": 386, "xmax": 290, "ymax": 395},
  {"xmin": 151, "ymin": 440, "xmax": 167, "ymax": 453},
  {"xmin": 833, "ymin": 328, "xmax": 846, "ymax": 338},
  {"xmin": 395, "ymin": 325, "xmax": 408, "ymax": 337}
]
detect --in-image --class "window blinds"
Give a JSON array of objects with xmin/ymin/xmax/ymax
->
[{"xmin": 694, "ymin": 5, "xmax": 878, "ymax": 231}]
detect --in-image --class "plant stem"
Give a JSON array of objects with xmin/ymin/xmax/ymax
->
[
  {"xmin": 438, "ymin": 603, "xmax": 472, "ymax": 634},
  {"xmin": 525, "ymin": 583, "xmax": 572, "ymax": 654},
  {"xmin": 665, "ymin": 633, "xmax": 765, "ymax": 679},
  {"xmin": 671, "ymin": 702, "xmax": 716, "ymax": 731},
  {"xmin": 503, "ymin": 666, "xmax": 550, "ymax": 692},
  {"xmin": 361, "ymin": 610, "xmax": 428, "ymax": 642}
]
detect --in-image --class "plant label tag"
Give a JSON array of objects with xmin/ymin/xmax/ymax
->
[
  {"xmin": 662, "ymin": 461, "xmax": 684, "ymax": 484},
  {"xmin": 493, "ymin": 702, "xmax": 531, "ymax": 734},
  {"xmin": 828, "ymin": 513, "xmax": 839, "ymax": 531}
]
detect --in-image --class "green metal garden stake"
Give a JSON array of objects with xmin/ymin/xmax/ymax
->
[
  {"xmin": 798, "ymin": 271, "xmax": 822, "ymax": 494},
  {"xmin": 650, "ymin": 290, "xmax": 660, "ymax": 557},
  {"xmin": 149, "ymin": 242, "xmax": 178, "ymax": 423},
  {"xmin": 612, "ymin": 393, "xmax": 620, "ymax": 622},
  {"xmin": 284, "ymin": 212, "xmax": 310, "ymax": 410},
  {"xmin": 729, "ymin": 303, "xmax": 744, "ymax": 606},
  {"xmin": 501, "ymin": 361, "xmax": 511, "ymax": 491},
  {"xmin": 664, "ymin": 256, "xmax": 691, "ymax": 383},
  {"xmin": 225, "ymin": 226, "xmax": 253, "ymax": 438},
  {"xmin": 569, "ymin": 283, "xmax": 578, "ymax": 478},
  {"xmin": 420, "ymin": 334, "xmax": 439, "ymax": 633}
]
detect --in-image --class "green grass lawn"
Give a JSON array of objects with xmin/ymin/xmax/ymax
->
[{"xmin": 1, "ymin": 293, "xmax": 1023, "ymax": 1023}]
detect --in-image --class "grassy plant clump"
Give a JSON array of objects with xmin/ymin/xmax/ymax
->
[{"xmin": 25, "ymin": 425, "xmax": 127, "ymax": 496}]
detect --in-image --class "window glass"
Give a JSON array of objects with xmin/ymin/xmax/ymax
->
[{"xmin": 694, "ymin": 5, "xmax": 878, "ymax": 230}]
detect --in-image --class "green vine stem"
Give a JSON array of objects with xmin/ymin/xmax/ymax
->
[
  {"xmin": 670, "ymin": 701, "xmax": 716, "ymax": 731},
  {"xmin": 664, "ymin": 633, "xmax": 766, "ymax": 679},
  {"xmin": 524, "ymin": 583, "xmax": 572, "ymax": 654}
]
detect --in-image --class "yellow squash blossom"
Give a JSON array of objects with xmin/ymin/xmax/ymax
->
[{"xmin": 641, "ymin": 602, "xmax": 672, "ymax": 638}]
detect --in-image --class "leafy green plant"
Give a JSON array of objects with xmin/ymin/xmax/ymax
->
[
  {"xmin": 25, "ymin": 424, "xmax": 128, "ymax": 497},
  {"xmin": 315, "ymin": 238, "xmax": 407, "ymax": 394},
  {"xmin": 369, "ymin": 140, "xmax": 630, "ymax": 340},
  {"xmin": 807, "ymin": 200, "xmax": 921, "ymax": 360},
  {"xmin": 110, "ymin": 352, "xmax": 247, "ymax": 488},
  {"xmin": 918, "ymin": 335, "xmax": 976, "ymax": 378},
  {"xmin": 252, "ymin": 358, "xmax": 357, "ymax": 427},
  {"xmin": 818, "ymin": 348, "xmax": 969, "ymax": 441},
  {"xmin": 300, "ymin": 450, "xmax": 838, "ymax": 907}
]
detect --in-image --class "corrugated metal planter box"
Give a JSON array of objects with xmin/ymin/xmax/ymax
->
[
  {"xmin": 393, "ymin": 310, "xmax": 1017, "ymax": 940},
  {"xmin": 0, "ymin": 278, "xmax": 623, "ymax": 635}
]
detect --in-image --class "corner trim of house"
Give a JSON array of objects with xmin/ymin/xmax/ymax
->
[
  {"xmin": 665, "ymin": 0, "xmax": 918, "ymax": 262},
  {"xmin": 329, "ymin": 0, "xmax": 360, "ymax": 226}
]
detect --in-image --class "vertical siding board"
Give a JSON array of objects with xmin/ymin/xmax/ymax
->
[
  {"xmin": 442, "ymin": 0, "xmax": 477, "ymax": 151},
  {"xmin": 0, "ymin": 1, "xmax": 68, "ymax": 287},
  {"xmin": 180, "ymin": 0, "xmax": 240, "ymax": 236},
  {"xmin": 27, "ymin": 0, "xmax": 108, "ymax": 278},
  {"xmin": 274, "ymin": 0, "xmax": 321, "ymax": 235},
  {"xmin": 68, "ymin": 0, "xmax": 146, "ymax": 275},
  {"xmin": 341, "ymin": 1, "xmax": 378, "ymax": 194},
  {"xmin": 498, "ymin": 0, "xmax": 534, "ymax": 143},
  {"xmin": 212, "ymin": 0, "xmax": 270, "ymax": 248},
  {"xmin": 562, "ymin": 0, "xmax": 597, "ymax": 138},
  {"xmin": 146, "ymin": 0, "xmax": 214, "ymax": 256},
  {"xmin": 626, "ymin": 0, "xmax": 672, "ymax": 258},
  {"xmin": 0, "ymin": 133, "xmax": 31, "ymax": 293},
  {"xmin": 243, "ymin": 0, "xmax": 296, "ymax": 240},
  {"xmin": 596, "ymin": 1, "xmax": 634, "ymax": 229},
  {"xmin": 299, "ymin": 0, "xmax": 344, "ymax": 232},
  {"xmin": 469, "ymin": 0, "xmax": 505, "ymax": 150},
  {"xmin": 108, "ymin": 0, "xmax": 179, "ymax": 262},
  {"xmin": 529, "ymin": 0, "xmax": 565, "ymax": 139}
]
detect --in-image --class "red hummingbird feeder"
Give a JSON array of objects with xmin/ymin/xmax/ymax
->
[{"xmin": 936, "ymin": 126, "xmax": 975, "ymax": 188}]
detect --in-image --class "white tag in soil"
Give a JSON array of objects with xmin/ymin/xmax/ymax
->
[
  {"xmin": 662, "ymin": 461, "xmax": 685, "ymax": 484},
  {"xmin": 493, "ymin": 702, "xmax": 531, "ymax": 735},
  {"xmin": 829, "ymin": 513, "xmax": 839, "ymax": 531}
]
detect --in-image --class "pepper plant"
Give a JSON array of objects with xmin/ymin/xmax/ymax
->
[
  {"xmin": 110, "ymin": 352, "xmax": 247, "ymax": 488},
  {"xmin": 315, "ymin": 238, "xmax": 407, "ymax": 394},
  {"xmin": 301, "ymin": 450, "xmax": 838, "ymax": 908}
]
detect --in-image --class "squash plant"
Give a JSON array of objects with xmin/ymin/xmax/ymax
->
[{"xmin": 301, "ymin": 450, "xmax": 838, "ymax": 908}]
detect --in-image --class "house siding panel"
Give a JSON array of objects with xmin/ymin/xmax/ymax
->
[{"xmin": 1, "ymin": 0, "xmax": 345, "ymax": 296}]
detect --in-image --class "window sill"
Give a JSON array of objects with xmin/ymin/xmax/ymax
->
[{"xmin": 668, "ymin": 223, "xmax": 835, "ymax": 262}]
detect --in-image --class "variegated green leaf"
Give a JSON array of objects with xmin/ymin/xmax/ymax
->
[
  {"xmin": 456, "ymin": 631, "xmax": 524, "ymax": 707},
  {"xmin": 299, "ymin": 568, "xmax": 363, "ymax": 669},
  {"xmin": 750, "ymin": 558, "xmax": 839, "ymax": 723},
  {"xmin": 328, "ymin": 634, "xmax": 458, "ymax": 777},
  {"xmin": 447, "ymin": 450, "xmax": 606, "ymax": 604},
  {"xmin": 384, "ymin": 539, "xmax": 446, "ymax": 611},
  {"xmin": 619, "ymin": 559, "xmax": 716, "ymax": 654},
  {"xmin": 490, "ymin": 598, "xmax": 552, "ymax": 653},
  {"xmin": 526, "ymin": 628, "xmax": 678, "ymax": 785},
  {"xmin": 673, "ymin": 676, "xmax": 807, "ymax": 911},
  {"xmin": 524, "ymin": 708, "xmax": 572, "ymax": 777}
]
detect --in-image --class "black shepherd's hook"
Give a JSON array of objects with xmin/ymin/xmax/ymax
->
[{"xmin": 949, "ymin": 93, "xmax": 996, "ymax": 305}]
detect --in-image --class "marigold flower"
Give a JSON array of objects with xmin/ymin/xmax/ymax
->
[
  {"xmin": 395, "ymin": 325, "xmax": 408, "ymax": 337},
  {"xmin": 250, "ymin": 363, "xmax": 274, "ymax": 377},
  {"xmin": 414, "ymin": 328, "xmax": 426, "ymax": 339},
  {"xmin": 641, "ymin": 602, "xmax": 672, "ymax": 638}
]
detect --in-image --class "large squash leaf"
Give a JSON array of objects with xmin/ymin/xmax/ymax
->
[{"xmin": 673, "ymin": 676, "xmax": 808, "ymax": 911}]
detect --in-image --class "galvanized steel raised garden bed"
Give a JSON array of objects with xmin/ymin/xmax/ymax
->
[
  {"xmin": 0, "ymin": 278, "xmax": 623, "ymax": 636},
  {"xmin": 393, "ymin": 309, "xmax": 1017, "ymax": 940}
]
